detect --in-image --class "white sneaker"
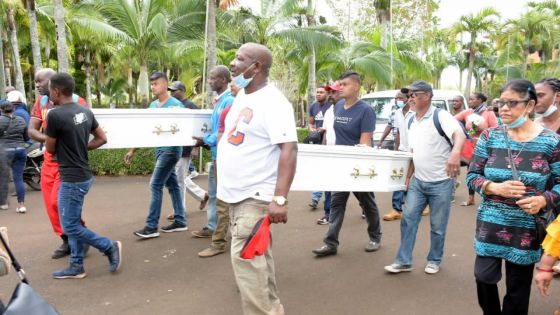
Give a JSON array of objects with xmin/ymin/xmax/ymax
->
[
  {"xmin": 188, "ymin": 171, "xmax": 199, "ymax": 179},
  {"xmin": 384, "ymin": 263, "xmax": 413, "ymax": 273},
  {"xmin": 0, "ymin": 205, "xmax": 8, "ymax": 210},
  {"xmin": 16, "ymin": 207, "xmax": 26, "ymax": 213},
  {"xmin": 424, "ymin": 263, "xmax": 440, "ymax": 274}
]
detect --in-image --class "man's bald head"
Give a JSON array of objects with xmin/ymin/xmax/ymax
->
[
  {"xmin": 209, "ymin": 65, "xmax": 231, "ymax": 93},
  {"xmin": 239, "ymin": 43, "xmax": 272, "ymax": 75},
  {"xmin": 210, "ymin": 65, "xmax": 231, "ymax": 82},
  {"xmin": 35, "ymin": 68, "xmax": 56, "ymax": 96}
]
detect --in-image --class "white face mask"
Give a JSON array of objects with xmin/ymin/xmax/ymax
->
[{"xmin": 543, "ymin": 103, "xmax": 557, "ymax": 118}]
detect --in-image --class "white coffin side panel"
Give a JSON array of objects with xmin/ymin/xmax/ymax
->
[
  {"xmin": 92, "ymin": 109, "xmax": 213, "ymax": 149},
  {"xmin": 291, "ymin": 144, "xmax": 412, "ymax": 192}
]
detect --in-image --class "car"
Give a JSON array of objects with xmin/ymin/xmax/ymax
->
[{"xmin": 361, "ymin": 89, "xmax": 467, "ymax": 149}]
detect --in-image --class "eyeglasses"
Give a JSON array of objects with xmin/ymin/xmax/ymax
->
[
  {"xmin": 496, "ymin": 98, "xmax": 529, "ymax": 108},
  {"xmin": 409, "ymin": 91, "xmax": 427, "ymax": 98}
]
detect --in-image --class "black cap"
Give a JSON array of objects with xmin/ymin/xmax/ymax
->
[
  {"xmin": 400, "ymin": 87, "xmax": 409, "ymax": 94},
  {"xmin": 168, "ymin": 81, "xmax": 186, "ymax": 92},
  {"xmin": 406, "ymin": 80, "xmax": 433, "ymax": 93}
]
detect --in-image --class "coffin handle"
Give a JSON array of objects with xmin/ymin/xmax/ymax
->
[
  {"xmin": 153, "ymin": 123, "xmax": 180, "ymax": 136},
  {"xmin": 350, "ymin": 167, "xmax": 378, "ymax": 179},
  {"xmin": 391, "ymin": 168, "xmax": 404, "ymax": 180}
]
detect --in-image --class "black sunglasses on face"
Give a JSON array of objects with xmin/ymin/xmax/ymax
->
[{"xmin": 496, "ymin": 98, "xmax": 530, "ymax": 108}]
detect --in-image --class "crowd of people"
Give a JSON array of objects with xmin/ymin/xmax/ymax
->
[{"xmin": 1, "ymin": 41, "xmax": 560, "ymax": 314}]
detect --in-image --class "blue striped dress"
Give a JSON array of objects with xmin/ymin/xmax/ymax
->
[{"xmin": 467, "ymin": 127, "xmax": 560, "ymax": 265}]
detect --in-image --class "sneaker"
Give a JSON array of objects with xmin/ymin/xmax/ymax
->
[
  {"xmin": 161, "ymin": 221, "xmax": 189, "ymax": 233},
  {"xmin": 316, "ymin": 216, "xmax": 329, "ymax": 225},
  {"xmin": 424, "ymin": 262, "xmax": 440, "ymax": 274},
  {"xmin": 134, "ymin": 226, "xmax": 160, "ymax": 239},
  {"xmin": 189, "ymin": 170, "xmax": 199, "ymax": 179},
  {"xmin": 198, "ymin": 246, "xmax": 225, "ymax": 258},
  {"xmin": 312, "ymin": 245, "xmax": 337, "ymax": 257},
  {"xmin": 0, "ymin": 205, "xmax": 8, "ymax": 210},
  {"xmin": 384, "ymin": 263, "xmax": 413, "ymax": 273},
  {"xmin": 15, "ymin": 206, "xmax": 26, "ymax": 213},
  {"xmin": 191, "ymin": 227, "xmax": 213, "ymax": 238},
  {"xmin": 52, "ymin": 264, "xmax": 87, "ymax": 279},
  {"xmin": 106, "ymin": 241, "xmax": 122, "ymax": 273},
  {"xmin": 365, "ymin": 241, "xmax": 381, "ymax": 252},
  {"xmin": 52, "ymin": 241, "xmax": 71, "ymax": 259},
  {"xmin": 383, "ymin": 210, "xmax": 402, "ymax": 221},
  {"xmin": 308, "ymin": 200, "xmax": 318, "ymax": 210}
]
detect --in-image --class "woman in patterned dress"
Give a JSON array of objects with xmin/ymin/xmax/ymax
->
[{"xmin": 467, "ymin": 79, "xmax": 560, "ymax": 315}]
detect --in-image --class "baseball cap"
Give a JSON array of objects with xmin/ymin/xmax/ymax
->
[
  {"xmin": 406, "ymin": 80, "xmax": 433, "ymax": 93},
  {"xmin": 329, "ymin": 82, "xmax": 342, "ymax": 91},
  {"xmin": 6, "ymin": 91, "xmax": 24, "ymax": 103},
  {"xmin": 168, "ymin": 81, "xmax": 186, "ymax": 92}
]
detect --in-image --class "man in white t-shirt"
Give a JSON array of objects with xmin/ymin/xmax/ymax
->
[
  {"xmin": 217, "ymin": 43, "xmax": 297, "ymax": 315},
  {"xmin": 384, "ymin": 80, "xmax": 465, "ymax": 275}
]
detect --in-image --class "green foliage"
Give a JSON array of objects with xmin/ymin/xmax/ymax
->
[{"xmin": 297, "ymin": 128, "xmax": 310, "ymax": 143}]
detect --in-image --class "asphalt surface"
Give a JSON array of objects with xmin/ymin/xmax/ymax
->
[{"xmin": 0, "ymin": 172, "xmax": 558, "ymax": 315}]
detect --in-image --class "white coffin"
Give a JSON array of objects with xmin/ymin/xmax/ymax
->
[
  {"xmin": 292, "ymin": 144, "xmax": 412, "ymax": 192},
  {"xmin": 92, "ymin": 109, "xmax": 212, "ymax": 149}
]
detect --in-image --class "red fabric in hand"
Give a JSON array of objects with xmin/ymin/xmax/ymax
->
[{"xmin": 240, "ymin": 216, "xmax": 271, "ymax": 259}]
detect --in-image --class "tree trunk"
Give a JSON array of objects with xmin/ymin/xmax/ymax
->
[
  {"xmin": 464, "ymin": 45, "xmax": 475, "ymax": 97},
  {"xmin": 53, "ymin": 0, "xmax": 69, "ymax": 72},
  {"xmin": 522, "ymin": 47, "xmax": 530, "ymax": 78},
  {"xmin": 85, "ymin": 50, "xmax": 92, "ymax": 106},
  {"xmin": 128, "ymin": 66, "xmax": 133, "ymax": 108},
  {"xmin": 26, "ymin": 0, "xmax": 42, "ymax": 73},
  {"xmin": 205, "ymin": 0, "xmax": 217, "ymax": 108},
  {"xmin": 0, "ymin": 25, "xmax": 6, "ymax": 98},
  {"xmin": 45, "ymin": 39, "xmax": 51, "ymax": 68},
  {"xmin": 7, "ymin": 6, "xmax": 26, "ymax": 100},
  {"xmin": 138, "ymin": 63, "xmax": 149, "ymax": 108},
  {"xmin": 305, "ymin": 1, "xmax": 316, "ymax": 123}
]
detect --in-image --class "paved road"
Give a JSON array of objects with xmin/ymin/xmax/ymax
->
[{"xmin": 0, "ymin": 173, "xmax": 558, "ymax": 314}]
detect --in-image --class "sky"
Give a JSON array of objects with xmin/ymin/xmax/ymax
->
[{"xmin": 237, "ymin": 0, "xmax": 531, "ymax": 91}]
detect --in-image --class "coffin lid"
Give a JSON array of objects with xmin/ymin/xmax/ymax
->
[{"xmin": 92, "ymin": 108, "xmax": 213, "ymax": 118}]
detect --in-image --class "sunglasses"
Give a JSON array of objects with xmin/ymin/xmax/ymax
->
[
  {"xmin": 496, "ymin": 98, "xmax": 529, "ymax": 108},
  {"xmin": 409, "ymin": 91, "xmax": 428, "ymax": 98}
]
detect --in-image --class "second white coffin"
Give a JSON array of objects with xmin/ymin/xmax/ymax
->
[
  {"xmin": 92, "ymin": 108, "xmax": 212, "ymax": 149},
  {"xmin": 291, "ymin": 144, "xmax": 412, "ymax": 192}
]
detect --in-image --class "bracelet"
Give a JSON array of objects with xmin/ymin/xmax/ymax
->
[
  {"xmin": 481, "ymin": 180, "xmax": 492, "ymax": 194},
  {"xmin": 536, "ymin": 267, "xmax": 555, "ymax": 273}
]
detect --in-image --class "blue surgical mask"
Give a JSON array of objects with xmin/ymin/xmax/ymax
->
[
  {"xmin": 232, "ymin": 64, "xmax": 256, "ymax": 89},
  {"xmin": 542, "ymin": 103, "xmax": 557, "ymax": 117},
  {"xmin": 396, "ymin": 100, "xmax": 405, "ymax": 108},
  {"xmin": 506, "ymin": 107, "xmax": 528, "ymax": 129}
]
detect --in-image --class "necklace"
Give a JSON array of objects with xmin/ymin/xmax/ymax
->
[{"xmin": 507, "ymin": 140, "xmax": 529, "ymax": 169}]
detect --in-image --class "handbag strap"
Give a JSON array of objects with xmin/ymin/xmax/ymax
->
[{"xmin": 0, "ymin": 230, "xmax": 29, "ymax": 284}]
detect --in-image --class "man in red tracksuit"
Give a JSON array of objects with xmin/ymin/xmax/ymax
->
[{"xmin": 28, "ymin": 68, "xmax": 89, "ymax": 259}]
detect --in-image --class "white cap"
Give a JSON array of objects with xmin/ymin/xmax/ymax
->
[{"xmin": 7, "ymin": 91, "xmax": 24, "ymax": 103}]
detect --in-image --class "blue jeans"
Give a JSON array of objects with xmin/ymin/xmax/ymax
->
[
  {"xmin": 146, "ymin": 150, "xmax": 185, "ymax": 228},
  {"xmin": 2, "ymin": 148, "xmax": 26, "ymax": 203},
  {"xmin": 59, "ymin": 178, "xmax": 112, "ymax": 267},
  {"xmin": 392, "ymin": 190, "xmax": 406, "ymax": 212},
  {"xmin": 311, "ymin": 191, "xmax": 332, "ymax": 216},
  {"xmin": 395, "ymin": 177, "xmax": 454, "ymax": 266},
  {"xmin": 206, "ymin": 162, "xmax": 217, "ymax": 230}
]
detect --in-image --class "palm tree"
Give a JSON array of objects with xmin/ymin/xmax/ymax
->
[
  {"xmin": 6, "ymin": 1, "xmax": 26, "ymax": 99},
  {"xmin": 451, "ymin": 7, "xmax": 499, "ymax": 97},
  {"xmin": 24, "ymin": 0, "xmax": 42, "ymax": 73},
  {"xmin": 53, "ymin": 0, "xmax": 69, "ymax": 72},
  {"xmin": 0, "ymin": 1, "xmax": 6, "ymax": 97}
]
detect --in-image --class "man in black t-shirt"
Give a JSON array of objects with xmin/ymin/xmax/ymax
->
[{"xmin": 45, "ymin": 73, "xmax": 122, "ymax": 279}]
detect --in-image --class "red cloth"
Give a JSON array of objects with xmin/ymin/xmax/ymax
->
[
  {"xmin": 240, "ymin": 216, "xmax": 271, "ymax": 259},
  {"xmin": 461, "ymin": 139, "xmax": 476, "ymax": 163},
  {"xmin": 218, "ymin": 105, "xmax": 232, "ymax": 133}
]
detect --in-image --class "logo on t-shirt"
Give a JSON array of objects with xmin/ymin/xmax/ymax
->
[
  {"xmin": 73, "ymin": 113, "xmax": 88, "ymax": 125},
  {"xmin": 228, "ymin": 107, "xmax": 253, "ymax": 146},
  {"xmin": 315, "ymin": 111, "xmax": 324, "ymax": 121}
]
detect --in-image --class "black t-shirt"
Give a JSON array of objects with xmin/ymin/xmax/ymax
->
[
  {"xmin": 45, "ymin": 103, "xmax": 98, "ymax": 182},
  {"xmin": 181, "ymin": 98, "xmax": 197, "ymax": 157},
  {"xmin": 333, "ymin": 100, "xmax": 376, "ymax": 146}
]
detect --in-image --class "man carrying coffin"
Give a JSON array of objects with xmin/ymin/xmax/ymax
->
[{"xmin": 312, "ymin": 71, "xmax": 382, "ymax": 257}]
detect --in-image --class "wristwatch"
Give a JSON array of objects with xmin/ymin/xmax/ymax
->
[{"xmin": 272, "ymin": 196, "xmax": 288, "ymax": 206}]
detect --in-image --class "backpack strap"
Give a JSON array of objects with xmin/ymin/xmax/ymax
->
[
  {"xmin": 433, "ymin": 108, "xmax": 453, "ymax": 148},
  {"xmin": 407, "ymin": 113, "xmax": 415, "ymax": 129}
]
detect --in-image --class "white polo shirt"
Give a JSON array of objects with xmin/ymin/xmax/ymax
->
[
  {"xmin": 407, "ymin": 106, "xmax": 461, "ymax": 182},
  {"xmin": 393, "ymin": 107, "xmax": 413, "ymax": 151}
]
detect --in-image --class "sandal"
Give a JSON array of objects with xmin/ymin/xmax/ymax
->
[{"xmin": 460, "ymin": 201, "xmax": 474, "ymax": 207}]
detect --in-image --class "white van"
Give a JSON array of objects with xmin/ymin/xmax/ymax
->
[{"xmin": 361, "ymin": 89, "xmax": 467, "ymax": 149}]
